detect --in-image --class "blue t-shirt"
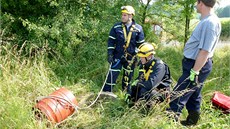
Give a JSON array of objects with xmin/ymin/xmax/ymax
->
[{"xmin": 184, "ymin": 14, "xmax": 221, "ymax": 60}]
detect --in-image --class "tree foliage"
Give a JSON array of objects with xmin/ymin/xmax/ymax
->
[
  {"xmin": 1, "ymin": 0, "xmax": 202, "ymax": 57},
  {"xmin": 220, "ymin": 18, "xmax": 230, "ymax": 38},
  {"xmin": 137, "ymin": 0, "xmax": 196, "ymax": 44},
  {"xmin": 1, "ymin": 1, "xmax": 230, "ymax": 128},
  {"xmin": 1, "ymin": 0, "xmax": 58, "ymax": 18}
]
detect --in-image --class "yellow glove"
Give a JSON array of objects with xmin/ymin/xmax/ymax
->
[{"xmin": 190, "ymin": 69, "xmax": 199, "ymax": 85}]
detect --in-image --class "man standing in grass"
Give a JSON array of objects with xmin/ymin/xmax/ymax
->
[
  {"xmin": 101, "ymin": 5, "xmax": 145, "ymax": 98},
  {"xmin": 167, "ymin": 0, "xmax": 221, "ymax": 126}
]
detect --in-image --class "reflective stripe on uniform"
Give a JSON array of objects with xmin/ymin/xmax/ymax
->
[
  {"xmin": 123, "ymin": 67, "xmax": 133, "ymax": 73},
  {"xmin": 109, "ymin": 36, "xmax": 116, "ymax": 39},
  {"xmin": 108, "ymin": 47, "xmax": 115, "ymax": 49},
  {"xmin": 109, "ymin": 68, "xmax": 121, "ymax": 72},
  {"xmin": 105, "ymin": 82, "xmax": 116, "ymax": 86},
  {"xmin": 114, "ymin": 25, "xmax": 122, "ymax": 28},
  {"xmin": 137, "ymin": 39, "xmax": 145, "ymax": 43}
]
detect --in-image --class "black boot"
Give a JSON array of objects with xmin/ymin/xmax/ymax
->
[{"xmin": 181, "ymin": 110, "xmax": 200, "ymax": 126}]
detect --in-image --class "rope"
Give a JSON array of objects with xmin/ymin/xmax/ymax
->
[
  {"xmin": 170, "ymin": 76, "xmax": 203, "ymax": 103},
  {"xmin": 77, "ymin": 63, "xmax": 112, "ymax": 110},
  {"xmin": 35, "ymin": 64, "xmax": 200, "ymax": 126},
  {"xmin": 132, "ymin": 74, "xmax": 203, "ymax": 105},
  {"xmin": 35, "ymin": 95, "xmax": 79, "ymax": 127},
  {"xmin": 35, "ymin": 64, "xmax": 112, "ymax": 126}
]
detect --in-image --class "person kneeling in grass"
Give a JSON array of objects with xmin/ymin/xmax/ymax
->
[{"xmin": 125, "ymin": 43, "xmax": 172, "ymax": 108}]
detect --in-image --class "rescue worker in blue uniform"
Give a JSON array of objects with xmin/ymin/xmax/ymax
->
[
  {"xmin": 101, "ymin": 5, "xmax": 145, "ymax": 97},
  {"xmin": 167, "ymin": 0, "xmax": 221, "ymax": 126},
  {"xmin": 125, "ymin": 43, "xmax": 172, "ymax": 107}
]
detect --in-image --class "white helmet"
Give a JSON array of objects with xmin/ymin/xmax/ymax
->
[{"xmin": 121, "ymin": 5, "xmax": 135, "ymax": 15}]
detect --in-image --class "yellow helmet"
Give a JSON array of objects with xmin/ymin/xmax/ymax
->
[
  {"xmin": 137, "ymin": 43, "xmax": 156, "ymax": 57},
  {"xmin": 121, "ymin": 5, "xmax": 135, "ymax": 15}
]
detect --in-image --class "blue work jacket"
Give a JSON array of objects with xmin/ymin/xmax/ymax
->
[
  {"xmin": 138, "ymin": 58, "xmax": 172, "ymax": 91},
  {"xmin": 107, "ymin": 19, "xmax": 145, "ymax": 59}
]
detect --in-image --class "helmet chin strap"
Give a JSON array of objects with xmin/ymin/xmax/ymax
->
[
  {"xmin": 144, "ymin": 57, "xmax": 150, "ymax": 64},
  {"xmin": 145, "ymin": 55, "xmax": 153, "ymax": 63},
  {"xmin": 128, "ymin": 17, "xmax": 132, "ymax": 23}
]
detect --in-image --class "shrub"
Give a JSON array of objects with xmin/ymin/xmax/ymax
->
[{"xmin": 220, "ymin": 18, "xmax": 230, "ymax": 39}]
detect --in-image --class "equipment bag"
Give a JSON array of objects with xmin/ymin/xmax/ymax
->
[{"xmin": 211, "ymin": 91, "xmax": 230, "ymax": 114}]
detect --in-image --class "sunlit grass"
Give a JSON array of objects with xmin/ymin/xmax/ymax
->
[{"xmin": 0, "ymin": 44, "xmax": 229, "ymax": 128}]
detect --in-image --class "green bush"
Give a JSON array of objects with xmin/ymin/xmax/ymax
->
[
  {"xmin": 1, "ymin": 0, "xmax": 58, "ymax": 18},
  {"xmin": 0, "ymin": 0, "xmax": 126, "ymax": 57},
  {"xmin": 220, "ymin": 18, "xmax": 230, "ymax": 38}
]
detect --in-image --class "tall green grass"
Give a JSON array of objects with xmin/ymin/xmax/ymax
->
[{"xmin": 0, "ymin": 44, "xmax": 229, "ymax": 128}]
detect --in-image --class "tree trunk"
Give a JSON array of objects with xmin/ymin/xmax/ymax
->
[
  {"xmin": 184, "ymin": 15, "xmax": 190, "ymax": 46},
  {"xmin": 141, "ymin": 0, "xmax": 151, "ymax": 25},
  {"xmin": 184, "ymin": 3, "xmax": 194, "ymax": 46}
]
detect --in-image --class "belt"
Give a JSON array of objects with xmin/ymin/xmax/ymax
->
[
  {"xmin": 183, "ymin": 56, "xmax": 195, "ymax": 61},
  {"xmin": 184, "ymin": 56, "xmax": 212, "ymax": 62}
]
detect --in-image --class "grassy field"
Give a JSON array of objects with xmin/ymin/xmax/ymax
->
[{"xmin": 0, "ymin": 44, "xmax": 229, "ymax": 129}]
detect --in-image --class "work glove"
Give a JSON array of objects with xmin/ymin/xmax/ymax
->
[
  {"xmin": 108, "ymin": 54, "xmax": 114, "ymax": 64},
  {"xmin": 190, "ymin": 69, "xmax": 199, "ymax": 85}
]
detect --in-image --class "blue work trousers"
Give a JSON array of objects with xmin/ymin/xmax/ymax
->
[
  {"xmin": 103, "ymin": 57, "xmax": 136, "ymax": 92},
  {"xmin": 169, "ymin": 57, "xmax": 212, "ymax": 113}
]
